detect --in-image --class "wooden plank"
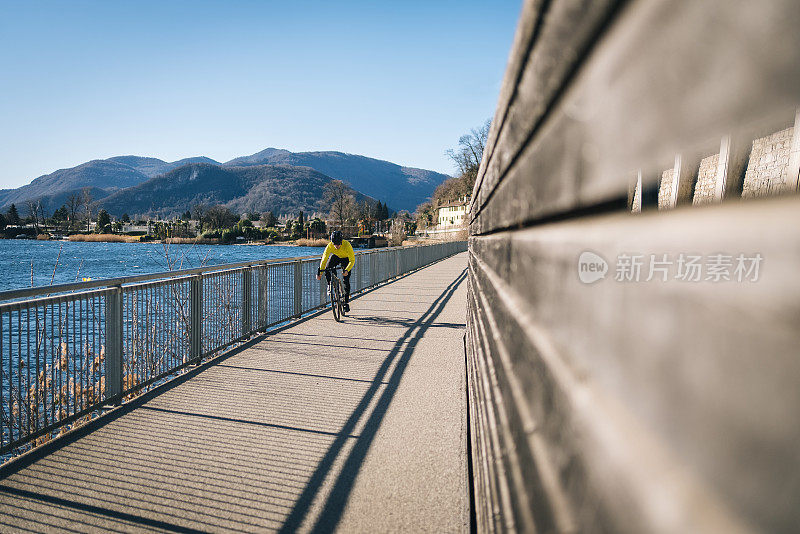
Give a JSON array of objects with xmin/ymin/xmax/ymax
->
[
  {"xmin": 472, "ymin": 0, "xmax": 621, "ymax": 217},
  {"xmin": 467, "ymin": 195, "xmax": 800, "ymax": 532},
  {"xmin": 471, "ymin": 0, "xmax": 800, "ymax": 233},
  {"xmin": 474, "ymin": 0, "xmax": 546, "ymax": 208},
  {"xmin": 469, "ymin": 267, "xmax": 589, "ymax": 533}
]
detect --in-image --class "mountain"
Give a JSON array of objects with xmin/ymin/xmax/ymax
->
[
  {"xmin": 98, "ymin": 163, "xmax": 373, "ymax": 218},
  {"xmin": 223, "ymin": 149, "xmax": 450, "ymax": 211},
  {"xmin": 1, "ymin": 148, "xmax": 448, "ymax": 215},
  {"xmin": 108, "ymin": 155, "xmax": 221, "ymax": 177},
  {"xmin": 224, "ymin": 148, "xmax": 291, "ymax": 167},
  {"xmin": 0, "ymin": 160, "xmax": 150, "ymax": 212},
  {"xmin": 0, "ymin": 156, "xmax": 222, "ymax": 212}
]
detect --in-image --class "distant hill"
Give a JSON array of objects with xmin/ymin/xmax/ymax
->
[
  {"xmin": 0, "ymin": 160, "xmax": 150, "ymax": 212},
  {"xmin": 224, "ymin": 149, "xmax": 450, "ymax": 211},
  {"xmin": 0, "ymin": 156, "xmax": 222, "ymax": 212},
  {"xmin": 98, "ymin": 163, "xmax": 374, "ymax": 218},
  {"xmin": 224, "ymin": 148, "xmax": 291, "ymax": 167},
  {"xmin": 1, "ymin": 148, "xmax": 448, "ymax": 215},
  {"xmin": 108, "ymin": 155, "xmax": 221, "ymax": 177}
]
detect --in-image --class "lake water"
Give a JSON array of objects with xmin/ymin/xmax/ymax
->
[{"xmin": 0, "ymin": 240, "xmax": 326, "ymax": 294}]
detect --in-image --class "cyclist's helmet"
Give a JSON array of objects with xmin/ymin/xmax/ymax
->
[{"xmin": 331, "ymin": 230, "xmax": 343, "ymax": 245}]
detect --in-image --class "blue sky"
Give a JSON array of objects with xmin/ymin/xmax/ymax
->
[{"xmin": 0, "ymin": 1, "xmax": 521, "ymax": 188}]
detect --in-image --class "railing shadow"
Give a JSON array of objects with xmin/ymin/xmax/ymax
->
[{"xmin": 277, "ymin": 268, "xmax": 467, "ymax": 533}]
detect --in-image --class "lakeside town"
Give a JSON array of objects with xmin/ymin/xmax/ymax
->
[{"xmin": 0, "ymin": 192, "xmax": 470, "ymax": 247}]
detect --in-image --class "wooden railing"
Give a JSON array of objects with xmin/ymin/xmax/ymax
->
[{"xmin": 466, "ymin": 1, "xmax": 800, "ymax": 532}]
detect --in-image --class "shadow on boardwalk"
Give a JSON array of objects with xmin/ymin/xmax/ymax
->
[
  {"xmin": 0, "ymin": 260, "xmax": 468, "ymax": 533},
  {"xmin": 279, "ymin": 268, "xmax": 466, "ymax": 534}
]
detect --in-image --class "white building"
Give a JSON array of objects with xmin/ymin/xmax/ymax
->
[{"xmin": 437, "ymin": 195, "xmax": 470, "ymax": 228}]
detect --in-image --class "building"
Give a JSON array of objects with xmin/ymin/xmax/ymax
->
[{"xmin": 437, "ymin": 195, "xmax": 470, "ymax": 228}]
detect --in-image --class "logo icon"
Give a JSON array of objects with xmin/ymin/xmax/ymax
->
[{"xmin": 578, "ymin": 251, "xmax": 608, "ymax": 284}]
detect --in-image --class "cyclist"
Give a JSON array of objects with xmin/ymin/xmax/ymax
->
[{"xmin": 316, "ymin": 230, "xmax": 355, "ymax": 312}]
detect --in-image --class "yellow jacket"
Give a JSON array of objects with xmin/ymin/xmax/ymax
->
[{"xmin": 319, "ymin": 240, "xmax": 355, "ymax": 272}]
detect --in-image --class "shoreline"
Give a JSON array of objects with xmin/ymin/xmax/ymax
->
[
  {"xmin": 2, "ymin": 234, "xmax": 327, "ymax": 247},
  {"xmin": 2, "ymin": 234, "xmax": 439, "ymax": 248}
]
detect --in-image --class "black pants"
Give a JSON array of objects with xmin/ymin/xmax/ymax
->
[{"xmin": 323, "ymin": 255, "xmax": 351, "ymax": 303}]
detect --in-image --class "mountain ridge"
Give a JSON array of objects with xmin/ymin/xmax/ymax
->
[
  {"xmin": 223, "ymin": 148, "xmax": 449, "ymax": 210},
  {"xmin": 2, "ymin": 148, "xmax": 450, "ymax": 215},
  {"xmin": 0, "ymin": 160, "xmax": 150, "ymax": 212},
  {"xmin": 98, "ymin": 163, "xmax": 375, "ymax": 218}
]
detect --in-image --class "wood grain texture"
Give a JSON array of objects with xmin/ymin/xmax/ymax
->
[
  {"xmin": 467, "ymin": 196, "xmax": 800, "ymax": 532},
  {"xmin": 472, "ymin": 0, "xmax": 621, "ymax": 218}
]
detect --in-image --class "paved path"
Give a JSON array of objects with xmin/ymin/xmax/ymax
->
[{"xmin": 0, "ymin": 253, "xmax": 469, "ymax": 533}]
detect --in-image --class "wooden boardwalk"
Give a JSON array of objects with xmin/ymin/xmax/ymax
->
[{"xmin": 0, "ymin": 253, "xmax": 469, "ymax": 533}]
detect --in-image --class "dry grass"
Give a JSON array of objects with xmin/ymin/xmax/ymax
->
[
  {"xmin": 164, "ymin": 237, "xmax": 219, "ymax": 245},
  {"xmin": 68, "ymin": 234, "xmax": 141, "ymax": 243},
  {"xmin": 36, "ymin": 234, "xmax": 50, "ymax": 240},
  {"xmin": 295, "ymin": 238, "xmax": 328, "ymax": 247}
]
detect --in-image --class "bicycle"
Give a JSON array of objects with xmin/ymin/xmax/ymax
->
[{"xmin": 326, "ymin": 264, "xmax": 346, "ymax": 322}]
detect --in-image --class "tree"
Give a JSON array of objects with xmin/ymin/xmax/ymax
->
[
  {"xmin": 262, "ymin": 211, "xmax": 278, "ymax": 228},
  {"xmin": 323, "ymin": 180, "xmax": 355, "ymax": 230},
  {"xmin": 290, "ymin": 220, "xmax": 304, "ymax": 240},
  {"xmin": 373, "ymin": 201, "xmax": 383, "ymax": 220},
  {"xmin": 356, "ymin": 201, "xmax": 375, "ymax": 236},
  {"xmin": 182, "ymin": 210, "xmax": 192, "ymax": 221},
  {"xmin": 81, "ymin": 188, "xmax": 94, "ymax": 232},
  {"xmin": 309, "ymin": 217, "xmax": 326, "ymax": 237},
  {"xmin": 388, "ymin": 217, "xmax": 407, "ymax": 246},
  {"xmin": 205, "ymin": 205, "xmax": 238, "ymax": 230},
  {"xmin": 53, "ymin": 205, "xmax": 68, "ymax": 222},
  {"xmin": 25, "ymin": 200, "xmax": 41, "ymax": 233},
  {"xmin": 66, "ymin": 194, "xmax": 82, "ymax": 230},
  {"xmin": 446, "ymin": 118, "xmax": 490, "ymax": 188},
  {"xmin": 192, "ymin": 204, "xmax": 208, "ymax": 230},
  {"xmin": 0, "ymin": 213, "xmax": 7, "ymax": 230},
  {"xmin": 97, "ymin": 209, "xmax": 111, "ymax": 232},
  {"xmin": 7, "ymin": 204, "xmax": 20, "ymax": 225},
  {"xmin": 414, "ymin": 119, "xmax": 490, "ymax": 229},
  {"xmin": 121, "ymin": 213, "xmax": 131, "ymax": 223},
  {"xmin": 297, "ymin": 211, "xmax": 305, "ymax": 226}
]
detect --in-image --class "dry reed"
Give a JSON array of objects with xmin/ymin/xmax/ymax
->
[
  {"xmin": 68, "ymin": 234, "xmax": 140, "ymax": 243},
  {"xmin": 294, "ymin": 238, "xmax": 328, "ymax": 247}
]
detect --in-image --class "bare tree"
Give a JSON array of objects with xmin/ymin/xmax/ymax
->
[
  {"xmin": 388, "ymin": 217, "xmax": 407, "ymax": 246},
  {"xmin": 192, "ymin": 204, "xmax": 208, "ymax": 231},
  {"xmin": 445, "ymin": 118, "xmax": 490, "ymax": 186},
  {"xmin": 323, "ymin": 180, "xmax": 356, "ymax": 230},
  {"xmin": 205, "ymin": 205, "xmax": 238, "ymax": 230},
  {"xmin": 67, "ymin": 193, "xmax": 82, "ymax": 230},
  {"xmin": 25, "ymin": 200, "xmax": 40, "ymax": 234},
  {"xmin": 81, "ymin": 188, "xmax": 94, "ymax": 232},
  {"xmin": 36, "ymin": 201, "xmax": 47, "ymax": 232}
]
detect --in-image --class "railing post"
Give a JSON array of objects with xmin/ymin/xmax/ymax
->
[
  {"xmin": 294, "ymin": 260, "xmax": 302, "ymax": 318},
  {"xmin": 257, "ymin": 267, "xmax": 267, "ymax": 330},
  {"xmin": 190, "ymin": 274, "xmax": 202, "ymax": 361},
  {"xmin": 319, "ymin": 263, "xmax": 326, "ymax": 306},
  {"xmin": 242, "ymin": 267, "xmax": 252, "ymax": 336},
  {"xmin": 105, "ymin": 286, "xmax": 123, "ymax": 401}
]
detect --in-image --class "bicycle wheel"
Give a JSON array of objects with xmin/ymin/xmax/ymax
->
[{"xmin": 331, "ymin": 279, "xmax": 342, "ymax": 322}]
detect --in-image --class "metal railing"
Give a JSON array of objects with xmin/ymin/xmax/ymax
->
[{"xmin": 0, "ymin": 241, "xmax": 466, "ymax": 455}]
